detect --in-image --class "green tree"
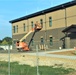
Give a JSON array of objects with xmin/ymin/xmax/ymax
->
[
  {"xmin": 0, "ymin": 40, "xmax": 2, "ymax": 45},
  {"xmin": 2, "ymin": 37, "xmax": 12, "ymax": 45},
  {"xmin": 2, "ymin": 40, "xmax": 8, "ymax": 45}
]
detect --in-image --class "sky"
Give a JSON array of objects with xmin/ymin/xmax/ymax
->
[{"xmin": 0, "ymin": 0, "xmax": 72, "ymax": 40}]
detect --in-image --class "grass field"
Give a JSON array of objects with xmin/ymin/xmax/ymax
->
[{"xmin": 0, "ymin": 61, "xmax": 75, "ymax": 75}]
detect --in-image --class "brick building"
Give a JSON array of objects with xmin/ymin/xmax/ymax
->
[{"xmin": 9, "ymin": 1, "xmax": 76, "ymax": 50}]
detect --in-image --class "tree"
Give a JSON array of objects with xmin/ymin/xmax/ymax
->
[
  {"xmin": 2, "ymin": 40, "xmax": 8, "ymax": 45},
  {"xmin": 0, "ymin": 40, "xmax": 2, "ymax": 45},
  {"xmin": 2, "ymin": 37, "xmax": 12, "ymax": 45}
]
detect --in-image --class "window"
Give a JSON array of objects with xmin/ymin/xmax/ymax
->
[
  {"xmin": 13, "ymin": 26, "xmax": 15, "ymax": 33},
  {"xmin": 16, "ymin": 25, "xmax": 18, "ymax": 33},
  {"xmin": 31, "ymin": 21, "xmax": 34, "ymax": 28},
  {"xmin": 49, "ymin": 37, "xmax": 53, "ymax": 46},
  {"xmin": 23, "ymin": 23, "xmax": 26, "ymax": 31},
  {"xmin": 23, "ymin": 39, "xmax": 26, "ymax": 42},
  {"xmin": 31, "ymin": 39, "xmax": 34, "ymax": 46},
  {"xmin": 13, "ymin": 40, "xmax": 16, "ymax": 44},
  {"xmin": 40, "ymin": 19, "xmax": 43, "ymax": 27},
  {"xmin": 13, "ymin": 25, "xmax": 18, "ymax": 33},
  {"xmin": 15, "ymin": 25, "xmax": 18, "ymax": 33},
  {"xmin": 49, "ymin": 17, "xmax": 52, "ymax": 27},
  {"xmin": 41, "ymin": 37, "xmax": 44, "ymax": 44}
]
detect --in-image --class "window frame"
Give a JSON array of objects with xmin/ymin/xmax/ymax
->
[
  {"xmin": 40, "ymin": 19, "xmax": 43, "ymax": 27},
  {"xmin": 41, "ymin": 37, "xmax": 44, "ymax": 44},
  {"xmin": 13, "ymin": 26, "xmax": 15, "ymax": 33},
  {"xmin": 31, "ymin": 39, "xmax": 34, "ymax": 46},
  {"xmin": 16, "ymin": 25, "xmax": 18, "ymax": 33},
  {"xmin": 23, "ymin": 23, "xmax": 26, "ymax": 31},
  {"xmin": 31, "ymin": 21, "xmax": 34, "ymax": 29},
  {"xmin": 49, "ymin": 37, "xmax": 53, "ymax": 46},
  {"xmin": 49, "ymin": 17, "xmax": 52, "ymax": 27}
]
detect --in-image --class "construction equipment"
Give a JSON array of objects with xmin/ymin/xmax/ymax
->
[{"xmin": 16, "ymin": 22, "xmax": 42, "ymax": 51}]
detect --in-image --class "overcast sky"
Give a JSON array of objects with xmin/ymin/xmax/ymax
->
[{"xmin": 0, "ymin": 0, "xmax": 72, "ymax": 40}]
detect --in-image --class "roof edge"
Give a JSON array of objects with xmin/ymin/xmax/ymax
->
[{"xmin": 9, "ymin": 0, "xmax": 76, "ymax": 23}]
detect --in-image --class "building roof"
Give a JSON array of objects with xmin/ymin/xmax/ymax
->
[
  {"xmin": 9, "ymin": 0, "xmax": 76, "ymax": 23},
  {"xmin": 62, "ymin": 24, "xmax": 76, "ymax": 33}
]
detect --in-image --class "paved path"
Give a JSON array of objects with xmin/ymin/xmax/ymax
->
[
  {"xmin": 25, "ymin": 49, "xmax": 76, "ymax": 60},
  {"xmin": 0, "ymin": 48, "xmax": 76, "ymax": 60}
]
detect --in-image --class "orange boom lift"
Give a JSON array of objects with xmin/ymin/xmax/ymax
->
[{"xmin": 16, "ymin": 22, "xmax": 42, "ymax": 51}]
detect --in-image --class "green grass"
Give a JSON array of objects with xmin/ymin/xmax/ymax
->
[{"xmin": 0, "ymin": 61, "xmax": 75, "ymax": 75}]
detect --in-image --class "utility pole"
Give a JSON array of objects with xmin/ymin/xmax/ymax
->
[
  {"xmin": 8, "ymin": 45, "xmax": 10, "ymax": 75},
  {"xmin": 36, "ymin": 45, "xmax": 40, "ymax": 75}
]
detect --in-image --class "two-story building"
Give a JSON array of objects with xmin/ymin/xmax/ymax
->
[{"xmin": 9, "ymin": 1, "xmax": 76, "ymax": 50}]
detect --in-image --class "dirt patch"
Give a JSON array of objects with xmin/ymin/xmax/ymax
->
[
  {"xmin": 0, "ymin": 52, "xmax": 76, "ymax": 70},
  {"xmin": 49, "ymin": 50, "xmax": 76, "ymax": 56}
]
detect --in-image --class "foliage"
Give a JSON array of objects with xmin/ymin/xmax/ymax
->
[
  {"xmin": 0, "ymin": 40, "xmax": 2, "ymax": 44},
  {"xmin": 0, "ymin": 61, "xmax": 75, "ymax": 75},
  {"xmin": 2, "ymin": 40, "xmax": 8, "ymax": 45},
  {"xmin": 0, "ymin": 37, "xmax": 12, "ymax": 45}
]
